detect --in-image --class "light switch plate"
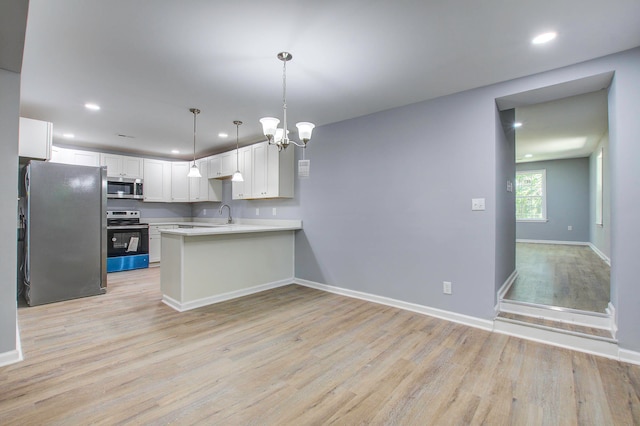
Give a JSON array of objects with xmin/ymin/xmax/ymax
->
[{"xmin": 472, "ymin": 198, "xmax": 486, "ymax": 211}]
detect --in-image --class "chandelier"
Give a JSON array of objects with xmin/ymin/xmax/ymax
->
[{"xmin": 260, "ymin": 52, "xmax": 315, "ymax": 151}]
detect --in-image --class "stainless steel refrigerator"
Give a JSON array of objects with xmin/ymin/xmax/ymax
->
[{"xmin": 20, "ymin": 161, "xmax": 107, "ymax": 306}]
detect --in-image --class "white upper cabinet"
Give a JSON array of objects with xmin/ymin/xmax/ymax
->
[
  {"xmin": 100, "ymin": 153, "xmax": 144, "ymax": 179},
  {"xmin": 170, "ymin": 161, "xmax": 190, "ymax": 202},
  {"xmin": 247, "ymin": 141, "xmax": 294, "ymax": 199},
  {"xmin": 208, "ymin": 151, "xmax": 237, "ymax": 179},
  {"xmin": 232, "ymin": 146, "xmax": 253, "ymax": 200},
  {"xmin": 143, "ymin": 159, "xmax": 171, "ymax": 202},
  {"xmin": 50, "ymin": 146, "xmax": 101, "ymax": 167},
  {"xmin": 19, "ymin": 117, "xmax": 52, "ymax": 160},
  {"xmin": 189, "ymin": 158, "xmax": 222, "ymax": 202}
]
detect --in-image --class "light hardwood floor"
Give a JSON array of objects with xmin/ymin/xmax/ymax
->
[
  {"xmin": 2, "ymin": 268, "xmax": 638, "ymax": 424},
  {"xmin": 505, "ymin": 243, "xmax": 610, "ymax": 313}
]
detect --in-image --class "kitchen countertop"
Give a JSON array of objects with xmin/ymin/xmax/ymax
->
[{"xmin": 156, "ymin": 219, "xmax": 302, "ymax": 236}]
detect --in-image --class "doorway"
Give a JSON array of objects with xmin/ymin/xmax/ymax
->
[{"xmin": 496, "ymin": 74, "xmax": 613, "ymax": 317}]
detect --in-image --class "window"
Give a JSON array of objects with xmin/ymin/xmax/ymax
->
[
  {"xmin": 595, "ymin": 148, "xmax": 603, "ymax": 226},
  {"xmin": 516, "ymin": 169, "xmax": 546, "ymax": 221}
]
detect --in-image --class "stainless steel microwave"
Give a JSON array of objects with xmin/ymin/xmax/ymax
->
[{"xmin": 106, "ymin": 178, "xmax": 143, "ymax": 199}]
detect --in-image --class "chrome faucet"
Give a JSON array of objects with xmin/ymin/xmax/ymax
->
[{"xmin": 219, "ymin": 204, "xmax": 232, "ymax": 224}]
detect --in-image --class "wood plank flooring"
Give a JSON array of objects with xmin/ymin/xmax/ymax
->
[
  {"xmin": 506, "ymin": 243, "xmax": 610, "ymax": 313},
  {"xmin": 2, "ymin": 267, "xmax": 638, "ymax": 424}
]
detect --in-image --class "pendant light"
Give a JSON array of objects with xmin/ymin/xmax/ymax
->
[
  {"xmin": 187, "ymin": 107, "xmax": 202, "ymax": 178},
  {"xmin": 259, "ymin": 52, "xmax": 315, "ymax": 151},
  {"xmin": 231, "ymin": 120, "xmax": 244, "ymax": 182}
]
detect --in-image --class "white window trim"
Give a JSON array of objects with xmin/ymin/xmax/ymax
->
[{"xmin": 516, "ymin": 169, "xmax": 547, "ymax": 222}]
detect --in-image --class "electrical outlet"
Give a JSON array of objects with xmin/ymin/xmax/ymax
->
[
  {"xmin": 256, "ymin": 208, "xmax": 260, "ymax": 216},
  {"xmin": 443, "ymin": 281, "xmax": 452, "ymax": 295},
  {"xmin": 272, "ymin": 207, "xmax": 277, "ymax": 216},
  {"xmin": 203, "ymin": 209, "xmax": 207, "ymax": 215},
  {"xmin": 568, "ymin": 225, "xmax": 572, "ymax": 231},
  {"xmin": 471, "ymin": 198, "xmax": 485, "ymax": 211}
]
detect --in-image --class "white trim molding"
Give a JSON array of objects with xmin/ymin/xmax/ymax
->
[
  {"xmin": 497, "ymin": 270, "xmax": 518, "ymax": 301},
  {"xmin": 294, "ymin": 278, "xmax": 494, "ymax": 332},
  {"xmin": 0, "ymin": 321, "xmax": 23, "ymax": 367},
  {"xmin": 294, "ymin": 277, "xmax": 640, "ymax": 366},
  {"xmin": 516, "ymin": 239, "xmax": 590, "ymax": 245},
  {"xmin": 589, "ymin": 243, "xmax": 611, "ymax": 266},
  {"xmin": 162, "ymin": 278, "xmax": 292, "ymax": 312}
]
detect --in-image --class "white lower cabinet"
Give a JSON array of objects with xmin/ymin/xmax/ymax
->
[{"xmin": 149, "ymin": 225, "xmax": 176, "ymax": 262}]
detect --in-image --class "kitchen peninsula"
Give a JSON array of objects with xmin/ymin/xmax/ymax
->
[{"xmin": 159, "ymin": 220, "xmax": 301, "ymax": 311}]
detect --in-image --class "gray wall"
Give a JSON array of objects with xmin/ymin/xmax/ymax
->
[
  {"xmin": 294, "ymin": 85, "xmax": 499, "ymax": 320},
  {"xmin": 590, "ymin": 133, "xmax": 610, "ymax": 258},
  {"xmin": 0, "ymin": 68, "xmax": 20, "ymax": 354},
  {"xmin": 608, "ymin": 50, "xmax": 640, "ymax": 352},
  {"xmin": 516, "ymin": 158, "xmax": 590, "ymax": 242},
  {"xmin": 495, "ymin": 109, "xmax": 516, "ymax": 298},
  {"xmin": 107, "ymin": 199, "xmax": 192, "ymax": 219}
]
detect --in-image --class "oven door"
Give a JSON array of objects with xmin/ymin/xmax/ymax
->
[{"xmin": 107, "ymin": 225, "xmax": 149, "ymax": 257}]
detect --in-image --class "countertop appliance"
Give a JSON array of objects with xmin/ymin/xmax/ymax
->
[
  {"xmin": 19, "ymin": 161, "xmax": 107, "ymax": 306},
  {"xmin": 106, "ymin": 210, "xmax": 149, "ymax": 272},
  {"xmin": 106, "ymin": 177, "xmax": 143, "ymax": 199}
]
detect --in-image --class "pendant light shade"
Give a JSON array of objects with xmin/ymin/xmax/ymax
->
[
  {"xmin": 231, "ymin": 120, "xmax": 244, "ymax": 182},
  {"xmin": 188, "ymin": 108, "xmax": 202, "ymax": 178}
]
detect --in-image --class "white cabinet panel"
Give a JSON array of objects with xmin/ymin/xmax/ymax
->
[
  {"xmin": 232, "ymin": 146, "xmax": 253, "ymax": 200},
  {"xmin": 19, "ymin": 117, "xmax": 52, "ymax": 160},
  {"xmin": 143, "ymin": 159, "xmax": 171, "ymax": 202},
  {"xmin": 171, "ymin": 162, "xmax": 190, "ymax": 202},
  {"xmin": 208, "ymin": 151, "xmax": 237, "ymax": 179},
  {"xmin": 100, "ymin": 153, "xmax": 143, "ymax": 179},
  {"xmin": 49, "ymin": 146, "xmax": 100, "ymax": 166},
  {"xmin": 149, "ymin": 224, "xmax": 177, "ymax": 262}
]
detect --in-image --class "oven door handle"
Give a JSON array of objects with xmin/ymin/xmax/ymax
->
[{"xmin": 107, "ymin": 225, "xmax": 149, "ymax": 230}]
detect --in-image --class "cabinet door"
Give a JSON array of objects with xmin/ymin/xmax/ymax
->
[
  {"xmin": 143, "ymin": 159, "xmax": 171, "ymax": 202},
  {"xmin": 70, "ymin": 150, "xmax": 101, "ymax": 167},
  {"xmin": 49, "ymin": 146, "xmax": 72, "ymax": 164},
  {"xmin": 122, "ymin": 156, "xmax": 143, "ymax": 179},
  {"xmin": 266, "ymin": 142, "xmax": 294, "ymax": 198},
  {"xmin": 220, "ymin": 151, "xmax": 237, "ymax": 177},
  {"xmin": 19, "ymin": 117, "xmax": 52, "ymax": 160},
  {"xmin": 208, "ymin": 155, "xmax": 222, "ymax": 178},
  {"xmin": 232, "ymin": 146, "xmax": 252, "ymax": 199},
  {"xmin": 189, "ymin": 159, "xmax": 207, "ymax": 202},
  {"xmin": 252, "ymin": 142, "xmax": 268, "ymax": 198},
  {"xmin": 100, "ymin": 154, "xmax": 123, "ymax": 177},
  {"xmin": 171, "ymin": 162, "xmax": 190, "ymax": 202}
]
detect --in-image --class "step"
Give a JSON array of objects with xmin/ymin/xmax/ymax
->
[
  {"xmin": 496, "ymin": 312, "xmax": 615, "ymax": 340},
  {"xmin": 494, "ymin": 312, "xmax": 619, "ymax": 360},
  {"xmin": 499, "ymin": 298, "xmax": 613, "ymax": 330}
]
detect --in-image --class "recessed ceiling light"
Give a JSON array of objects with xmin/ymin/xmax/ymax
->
[
  {"xmin": 532, "ymin": 32, "xmax": 557, "ymax": 45},
  {"xmin": 513, "ymin": 122, "xmax": 523, "ymax": 128},
  {"xmin": 84, "ymin": 103, "xmax": 101, "ymax": 111},
  {"xmin": 171, "ymin": 149, "xmax": 180, "ymax": 154},
  {"xmin": 218, "ymin": 132, "xmax": 229, "ymax": 138},
  {"xmin": 524, "ymin": 154, "xmax": 533, "ymax": 158},
  {"xmin": 62, "ymin": 133, "xmax": 75, "ymax": 138}
]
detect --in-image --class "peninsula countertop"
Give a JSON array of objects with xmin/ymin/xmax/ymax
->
[{"xmin": 154, "ymin": 219, "xmax": 302, "ymax": 236}]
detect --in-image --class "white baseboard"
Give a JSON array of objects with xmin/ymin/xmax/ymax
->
[
  {"xmin": 619, "ymin": 349, "xmax": 640, "ymax": 365},
  {"xmin": 589, "ymin": 243, "xmax": 611, "ymax": 266},
  {"xmin": 0, "ymin": 321, "xmax": 23, "ymax": 367},
  {"xmin": 162, "ymin": 278, "xmax": 293, "ymax": 312},
  {"xmin": 294, "ymin": 277, "xmax": 640, "ymax": 366},
  {"xmin": 496, "ymin": 270, "xmax": 518, "ymax": 310},
  {"xmin": 294, "ymin": 278, "xmax": 494, "ymax": 332},
  {"xmin": 516, "ymin": 239, "xmax": 589, "ymax": 246}
]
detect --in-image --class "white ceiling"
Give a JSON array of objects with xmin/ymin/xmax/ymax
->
[
  {"xmin": 19, "ymin": 0, "xmax": 640, "ymax": 160},
  {"xmin": 515, "ymin": 90, "xmax": 609, "ymax": 163}
]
